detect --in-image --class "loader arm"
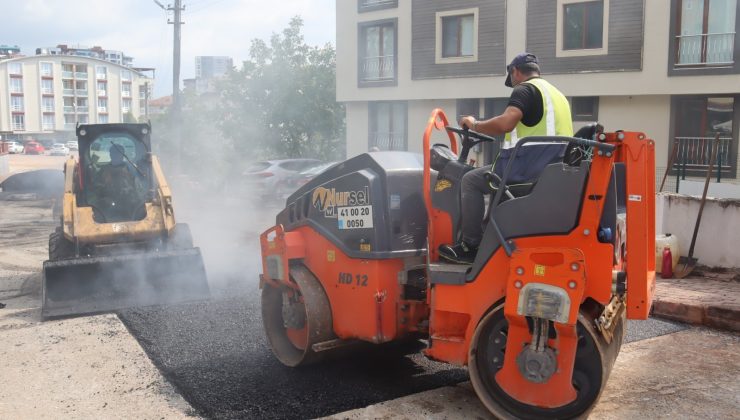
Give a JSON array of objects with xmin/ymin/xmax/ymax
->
[{"xmin": 151, "ymin": 155, "xmax": 176, "ymax": 234}]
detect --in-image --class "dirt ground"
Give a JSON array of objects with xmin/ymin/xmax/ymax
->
[{"xmin": 0, "ymin": 197, "xmax": 194, "ymax": 419}]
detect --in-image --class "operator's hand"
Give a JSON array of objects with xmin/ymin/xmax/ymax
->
[{"xmin": 459, "ymin": 115, "xmax": 476, "ymax": 130}]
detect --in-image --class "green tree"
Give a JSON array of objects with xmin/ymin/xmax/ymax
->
[{"xmin": 218, "ymin": 16, "xmax": 345, "ymax": 160}]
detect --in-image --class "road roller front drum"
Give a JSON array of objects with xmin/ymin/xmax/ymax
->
[
  {"xmin": 261, "ymin": 264, "xmax": 335, "ymax": 367},
  {"xmin": 469, "ymin": 303, "xmax": 625, "ymax": 420}
]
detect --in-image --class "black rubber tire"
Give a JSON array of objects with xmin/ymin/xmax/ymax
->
[
  {"xmin": 468, "ymin": 303, "xmax": 624, "ymax": 420},
  {"xmin": 48, "ymin": 227, "xmax": 75, "ymax": 260},
  {"xmin": 168, "ymin": 223, "xmax": 194, "ymax": 250},
  {"xmin": 262, "ymin": 264, "xmax": 335, "ymax": 367}
]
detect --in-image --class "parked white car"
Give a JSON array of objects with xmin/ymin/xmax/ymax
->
[
  {"xmin": 50, "ymin": 143, "xmax": 70, "ymax": 156},
  {"xmin": 65, "ymin": 141, "xmax": 79, "ymax": 151},
  {"xmin": 3, "ymin": 141, "xmax": 24, "ymax": 154}
]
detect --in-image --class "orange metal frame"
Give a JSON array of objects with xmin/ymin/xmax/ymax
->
[{"xmin": 421, "ymin": 111, "xmax": 656, "ymax": 408}]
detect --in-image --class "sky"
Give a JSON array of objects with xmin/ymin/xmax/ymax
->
[{"xmin": 3, "ymin": 0, "xmax": 336, "ymax": 97}]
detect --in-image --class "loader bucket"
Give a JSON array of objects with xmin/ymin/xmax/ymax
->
[{"xmin": 41, "ymin": 248, "xmax": 209, "ymax": 319}]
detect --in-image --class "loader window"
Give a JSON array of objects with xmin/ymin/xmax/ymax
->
[{"xmin": 85, "ymin": 132, "xmax": 150, "ymax": 223}]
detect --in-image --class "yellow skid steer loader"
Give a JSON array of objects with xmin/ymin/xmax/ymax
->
[{"xmin": 42, "ymin": 123, "xmax": 209, "ymax": 318}]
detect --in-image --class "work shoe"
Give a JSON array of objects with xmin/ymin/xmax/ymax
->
[{"xmin": 438, "ymin": 241, "xmax": 478, "ymax": 264}]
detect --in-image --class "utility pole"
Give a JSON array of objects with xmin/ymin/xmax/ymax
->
[{"xmin": 154, "ymin": 0, "xmax": 185, "ymax": 172}]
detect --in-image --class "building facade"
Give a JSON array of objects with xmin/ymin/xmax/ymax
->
[
  {"xmin": 0, "ymin": 55, "xmax": 153, "ymax": 141},
  {"xmin": 337, "ymin": 0, "xmax": 740, "ymax": 186}
]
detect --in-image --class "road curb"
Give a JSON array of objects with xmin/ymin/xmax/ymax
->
[{"xmin": 652, "ymin": 279, "xmax": 740, "ymax": 332}]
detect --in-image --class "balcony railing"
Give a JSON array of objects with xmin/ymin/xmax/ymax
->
[
  {"xmin": 12, "ymin": 123, "xmax": 25, "ymax": 130},
  {"xmin": 10, "ymin": 104, "xmax": 24, "ymax": 112},
  {"xmin": 42, "ymin": 106, "xmax": 55, "ymax": 112},
  {"xmin": 76, "ymin": 89, "xmax": 88, "ymax": 96},
  {"xmin": 98, "ymin": 107, "xmax": 107, "ymax": 113},
  {"xmin": 122, "ymin": 91, "xmax": 132, "ymax": 98},
  {"xmin": 361, "ymin": 55, "xmax": 395, "ymax": 81},
  {"xmin": 676, "ymin": 32, "xmax": 735, "ymax": 65},
  {"xmin": 96, "ymin": 73, "xmax": 107, "ymax": 80},
  {"xmin": 672, "ymin": 136, "xmax": 734, "ymax": 176},
  {"xmin": 98, "ymin": 90, "xmax": 107, "ymax": 97},
  {"xmin": 62, "ymin": 71, "xmax": 74, "ymax": 78},
  {"xmin": 75, "ymin": 71, "xmax": 88, "ymax": 79},
  {"xmin": 370, "ymin": 131, "xmax": 406, "ymax": 151},
  {"xmin": 63, "ymin": 89, "xmax": 75, "ymax": 96},
  {"xmin": 63, "ymin": 106, "xmax": 75, "ymax": 113},
  {"xmin": 42, "ymin": 123, "xmax": 55, "ymax": 131},
  {"xmin": 76, "ymin": 106, "xmax": 89, "ymax": 113}
]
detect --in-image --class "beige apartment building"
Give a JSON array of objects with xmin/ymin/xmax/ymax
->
[
  {"xmin": 337, "ymin": 0, "xmax": 740, "ymax": 188},
  {"xmin": 0, "ymin": 55, "xmax": 152, "ymax": 141}
]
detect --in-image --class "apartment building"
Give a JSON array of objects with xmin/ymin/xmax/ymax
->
[
  {"xmin": 35, "ymin": 45, "xmax": 135, "ymax": 68},
  {"xmin": 0, "ymin": 55, "xmax": 152, "ymax": 141},
  {"xmin": 337, "ymin": 0, "xmax": 740, "ymax": 187}
]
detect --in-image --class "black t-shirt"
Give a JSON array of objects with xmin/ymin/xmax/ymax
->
[{"xmin": 507, "ymin": 78, "xmax": 544, "ymax": 127}]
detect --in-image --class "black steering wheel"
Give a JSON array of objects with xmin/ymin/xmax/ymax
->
[{"xmin": 445, "ymin": 126, "xmax": 498, "ymax": 163}]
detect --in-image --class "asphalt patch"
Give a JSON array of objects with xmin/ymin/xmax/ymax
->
[
  {"xmin": 118, "ymin": 287, "xmax": 468, "ymax": 420},
  {"xmin": 119, "ymin": 283, "xmax": 688, "ymax": 419},
  {"xmin": 0, "ymin": 169, "xmax": 63, "ymax": 198}
]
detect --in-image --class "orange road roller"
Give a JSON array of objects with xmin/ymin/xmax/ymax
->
[{"xmin": 260, "ymin": 109, "xmax": 656, "ymax": 418}]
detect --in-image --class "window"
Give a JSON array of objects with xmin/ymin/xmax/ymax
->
[
  {"xmin": 10, "ymin": 95, "xmax": 24, "ymax": 111},
  {"xmin": 122, "ymin": 98, "xmax": 132, "ymax": 112},
  {"xmin": 436, "ymin": 9, "xmax": 479, "ymax": 63},
  {"xmin": 12, "ymin": 114, "xmax": 25, "ymax": 130},
  {"xmin": 97, "ymin": 81, "xmax": 107, "ymax": 96},
  {"xmin": 570, "ymin": 97, "xmax": 599, "ymax": 121},
  {"xmin": 64, "ymin": 114, "xmax": 76, "ymax": 124},
  {"xmin": 42, "ymin": 114, "xmax": 55, "ymax": 130},
  {"xmin": 98, "ymin": 98, "xmax": 108, "ymax": 112},
  {"xmin": 78, "ymin": 114, "xmax": 89, "ymax": 124},
  {"xmin": 42, "ymin": 96, "xmax": 55, "ymax": 112},
  {"xmin": 9, "ymin": 77, "xmax": 23, "ymax": 93},
  {"xmin": 121, "ymin": 70, "xmax": 132, "ymax": 81},
  {"xmin": 98, "ymin": 114, "xmax": 108, "ymax": 123},
  {"xmin": 41, "ymin": 78, "xmax": 54, "ymax": 94},
  {"xmin": 359, "ymin": 20, "xmax": 397, "ymax": 86},
  {"xmin": 676, "ymin": 0, "xmax": 737, "ymax": 65},
  {"xmin": 40, "ymin": 62, "xmax": 53, "ymax": 77},
  {"xmin": 75, "ymin": 80, "xmax": 87, "ymax": 91},
  {"xmin": 8, "ymin": 62, "xmax": 22, "ymax": 75},
  {"xmin": 672, "ymin": 96, "xmax": 736, "ymax": 177},
  {"xmin": 368, "ymin": 102, "xmax": 407, "ymax": 151},
  {"xmin": 556, "ymin": 0, "xmax": 609, "ymax": 57},
  {"xmin": 96, "ymin": 65, "xmax": 107, "ymax": 79},
  {"xmin": 358, "ymin": 0, "xmax": 397, "ymax": 12},
  {"xmin": 122, "ymin": 83, "xmax": 132, "ymax": 97}
]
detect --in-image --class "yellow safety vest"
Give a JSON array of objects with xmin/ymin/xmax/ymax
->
[{"xmin": 504, "ymin": 78, "xmax": 573, "ymax": 148}]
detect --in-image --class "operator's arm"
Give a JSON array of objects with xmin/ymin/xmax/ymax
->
[{"xmin": 461, "ymin": 107, "xmax": 523, "ymax": 136}]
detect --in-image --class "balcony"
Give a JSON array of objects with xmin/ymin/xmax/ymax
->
[
  {"xmin": 96, "ymin": 73, "xmax": 107, "ymax": 80},
  {"xmin": 98, "ymin": 90, "xmax": 107, "ymax": 97},
  {"xmin": 671, "ymin": 136, "xmax": 734, "ymax": 177},
  {"xmin": 42, "ymin": 106, "xmax": 55, "ymax": 112},
  {"xmin": 12, "ymin": 123, "xmax": 25, "ymax": 130},
  {"xmin": 75, "ymin": 71, "xmax": 88, "ymax": 79},
  {"xmin": 97, "ymin": 107, "xmax": 107, "ymax": 113},
  {"xmin": 76, "ymin": 106, "xmax": 89, "ymax": 113},
  {"xmin": 10, "ymin": 104, "xmax": 24, "ymax": 112},
  {"xmin": 63, "ymin": 106, "xmax": 75, "ymax": 113},
  {"xmin": 122, "ymin": 91, "xmax": 132, "ymax": 98},
  {"xmin": 62, "ymin": 71, "xmax": 74, "ymax": 79},
  {"xmin": 41, "ymin": 88, "xmax": 54, "ymax": 95},
  {"xmin": 63, "ymin": 89, "xmax": 75, "ymax": 96},
  {"xmin": 42, "ymin": 123, "xmax": 55, "ymax": 131},
  {"xmin": 676, "ymin": 32, "xmax": 735, "ymax": 66},
  {"xmin": 75, "ymin": 89, "xmax": 88, "ymax": 96},
  {"xmin": 361, "ymin": 55, "xmax": 395, "ymax": 82}
]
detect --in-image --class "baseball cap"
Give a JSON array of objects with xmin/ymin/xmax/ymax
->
[{"xmin": 505, "ymin": 53, "xmax": 538, "ymax": 87}]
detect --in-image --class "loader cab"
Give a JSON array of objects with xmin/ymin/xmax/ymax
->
[{"xmin": 75, "ymin": 124, "xmax": 153, "ymax": 223}]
